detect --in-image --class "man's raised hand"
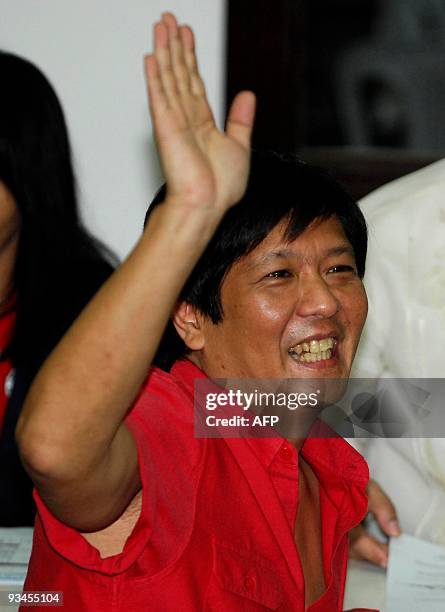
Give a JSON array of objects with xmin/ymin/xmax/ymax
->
[
  {"xmin": 145, "ymin": 13, "xmax": 256, "ymax": 215},
  {"xmin": 17, "ymin": 12, "xmax": 254, "ymax": 535}
]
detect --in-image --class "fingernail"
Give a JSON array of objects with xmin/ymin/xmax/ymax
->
[
  {"xmin": 388, "ymin": 520, "xmax": 400, "ymax": 536},
  {"xmin": 379, "ymin": 556, "xmax": 388, "ymax": 569}
]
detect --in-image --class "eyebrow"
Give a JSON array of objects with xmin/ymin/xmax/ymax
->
[{"xmin": 246, "ymin": 244, "xmax": 355, "ymax": 270}]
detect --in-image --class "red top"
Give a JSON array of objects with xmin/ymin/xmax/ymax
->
[
  {"xmin": 23, "ymin": 360, "xmax": 375, "ymax": 611},
  {"xmin": 0, "ymin": 297, "xmax": 16, "ymax": 433}
]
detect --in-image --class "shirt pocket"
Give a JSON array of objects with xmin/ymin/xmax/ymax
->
[{"xmin": 204, "ymin": 541, "xmax": 284, "ymax": 611}]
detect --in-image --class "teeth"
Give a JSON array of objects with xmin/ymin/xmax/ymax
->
[
  {"xmin": 310, "ymin": 340, "xmax": 319, "ymax": 353},
  {"xmin": 319, "ymin": 338, "xmax": 331, "ymax": 351},
  {"xmin": 289, "ymin": 338, "xmax": 334, "ymax": 363}
]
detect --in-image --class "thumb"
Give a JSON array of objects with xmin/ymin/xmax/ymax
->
[{"xmin": 226, "ymin": 91, "xmax": 256, "ymax": 149}]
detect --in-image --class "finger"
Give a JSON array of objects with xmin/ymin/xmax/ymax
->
[
  {"xmin": 154, "ymin": 20, "xmax": 169, "ymax": 53},
  {"xmin": 226, "ymin": 91, "xmax": 256, "ymax": 149},
  {"xmin": 154, "ymin": 21, "xmax": 183, "ymax": 113},
  {"xmin": 174, "ymin": 23, "xmax": 214, "ymax": 128},
  {"xmin": 162, "ymin": 15, "xmax": 191, "ymax": 94},
  {"xmin": 162, "ymin": 11, "xmax": 179, "ymax": 31},
  {"xmin": 144, "ymin": 54, "xmax": 168, "ymax": 115},
  {"xmin": 349, "ymin": 525, "xmax": 389, "ymax": 568},
  {"xmin": 368, "ymin": 481, "xmax": 400, "ymax": 537},
  {"xmin": 181, "ymin": 26, "xmax": 206, "ymax": 97}
]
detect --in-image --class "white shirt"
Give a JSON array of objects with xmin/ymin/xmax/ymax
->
[{"xmin": 351, "ymin": 158, "xmax": 445, "ymax": 543}]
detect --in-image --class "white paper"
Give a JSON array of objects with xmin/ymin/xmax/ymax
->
[{"xmin": 386, "ymin": 533, "xmax": 445, "ymax": 611}]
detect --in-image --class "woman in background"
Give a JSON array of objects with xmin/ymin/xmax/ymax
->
[{"xmin": 0, "ymin": 51, "xmax": 116, "ymax": 525}]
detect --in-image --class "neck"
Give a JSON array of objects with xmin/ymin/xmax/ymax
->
[{"xmin": 288, "ymin": 437, "xmax": 305, "ymax": 452}]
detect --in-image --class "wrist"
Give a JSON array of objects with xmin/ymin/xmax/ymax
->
[
  {"xmin": 145, "ymin": 196, "xmax": 224, "ymax": 245},
  {"xmin": 162, "ymin": 193, "xmax": 225, "ymax": 222}
]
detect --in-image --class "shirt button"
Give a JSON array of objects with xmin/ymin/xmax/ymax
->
[
  {"xmin": 244, "ymin": 575, "xmax": 256, "ymax": 592},
  {"xmin": 279, "ymin": 445, "xmax": 294, "ymax": 462}
]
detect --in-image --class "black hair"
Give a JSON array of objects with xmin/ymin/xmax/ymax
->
[
  {"xmin": 0, "ymin": 51, "xmax": 117, "ymax": 367},
  {"xmin": 145, "ymin": 151, "xmax": 367, "ymax": 371}
]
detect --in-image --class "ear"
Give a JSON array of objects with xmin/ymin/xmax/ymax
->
[{"xmin": 172, "ymin": 302, "xmax": 205, "ymax": 351}]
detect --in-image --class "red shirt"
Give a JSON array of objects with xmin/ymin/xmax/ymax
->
[
  {"xmin": 23, "ymin": 360, "xmax": 374, "ymax": 611},
  {"xmin": 0, "ymin": 298, "xmax": 16, "ymax": 433}
]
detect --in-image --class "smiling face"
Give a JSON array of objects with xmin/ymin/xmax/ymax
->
[{"xmin": 189, "ymin": 216, "xmax": 367, "ymax": 381}]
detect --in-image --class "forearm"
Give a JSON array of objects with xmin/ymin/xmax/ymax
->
[
  {"xmin": 16, "ymin": 12, "xmax": 255, "ymax": 529},
  {"xmin": 17, "ymin": 200, "xmax": 221, "ymax": 481}
]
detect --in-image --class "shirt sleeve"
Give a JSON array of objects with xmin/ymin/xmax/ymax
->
[{"xmin": 32, "ymin": 414, "xmax": 155, "ymax": 576}]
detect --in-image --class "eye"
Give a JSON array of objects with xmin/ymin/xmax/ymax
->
[
  {"xmin": 266, "ymin": 269, "xmax": 291, "ymax": 279},
  {"xmin": 327, "ymin": 265, "xmax": 357, "ymax": 275}
]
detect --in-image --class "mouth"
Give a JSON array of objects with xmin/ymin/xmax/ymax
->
[{"xmin": 288, "ymin": 336, "xmax": 336, "ymax": 364}]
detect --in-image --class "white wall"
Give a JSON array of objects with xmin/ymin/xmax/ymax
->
[{"xmin": 0, "ymin": 0, "xmax": 226, "ymax": 258}]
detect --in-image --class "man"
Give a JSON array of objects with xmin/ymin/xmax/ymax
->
[
  {"xmin": 17, "ymin": 13, "xmax": 373, "ymax": 611},
  {"xmin": 351, "ymin": 158, "xmax": 445, "ymax": 545}
]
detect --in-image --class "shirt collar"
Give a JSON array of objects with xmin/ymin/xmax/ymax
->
[
  {"xmin": 169, "ymin": 358, "xmax": 369, "ymax": 485},
  {"xmin": 170, "ymin": 359, "xmax": 284, "ymax": 466}
]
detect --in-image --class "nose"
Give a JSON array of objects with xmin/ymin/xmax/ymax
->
[{"xmin": 294, "ymin": 273, "xmax": 340, "ymax": 319}]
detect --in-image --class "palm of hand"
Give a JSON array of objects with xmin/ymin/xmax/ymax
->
[{"xmin": 146, "ymin": 13, "xmax": 255, "ymax": 214}]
